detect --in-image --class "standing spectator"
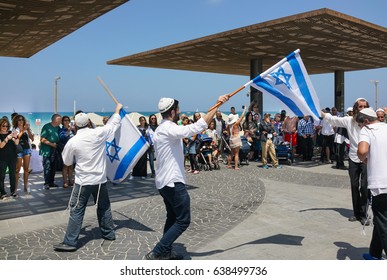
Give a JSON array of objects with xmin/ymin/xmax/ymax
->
[
  {"xmin": 0, "ymin": 118, "xmax": 19, "ymax": 199},
  {"xmin": 259, "ymin": 113, "xmax": 281, "ymax": 169},
  {"xmin": 40, "ymin": 114, "xmax": 62, "ymax": 190},
  {"xmin": 320, "ymin": 108, "xmax": 335, "ymax": 163},
  {"xmin": 13, "ymin": 114, "xmax": 34, "ymax": 195},
  {"xmin": 376, "ymin": 108, "xmax": 385, "ymax": 123},
  {"xmin": 321, "ymin": 98, "xmax": 370, "ymax": 225},
  {"xmin": 29, "ymin": 144, "xmax": 43, "ymax": 173},
  {"xmin": 250, "ymin": 102, "xmax": 262, "ymax": 124},
  {"xmin": 213, "ymin": 110, "xmax": 226, "ymax": 160},
  {"xmin": 242, "ymin": 111, "xmax": 258, "ymax": 160},
  {"xmin": 283, "ymin": 115, "xmax": 298, "ymax": 155},
  {"xmin": 53, "ymin": 104, "xmax": 123, "ymax": 252},
  {"xmin": 131, "ymin": 116, "xmax": 148, "ymax": 179},
  {"xmin": 297, "ymin": 115, "xmax": 315, "ymax": 161},
  {"xmin": 226, "ymin": 106, "xmax": 246, "ymax": 170},
  {"xmin": 357, "ymin": 108, "xmax": 387, "ymax": 260},
  {"xmin": 334, "ymin": 108, "xmax": 349, "ymax": 170},
  {"xmin": 147, "ymin": 114, "xmax": 158, "ymax": 178},
  {"xmin": 59, "ymin": 116, "xmax": 76, "ymax": 188},
  {"xmin": 145, "ymin": 94, "xmax": 229, "ymax": 260}
]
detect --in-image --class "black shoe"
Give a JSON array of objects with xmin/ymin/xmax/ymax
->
[
  {"xmin": 348, "ymin": 216, "xmax": 358, "ymax": 222},
  {"xmin": 49, "ymin": 184, "xmax": 59, "ymax": 188},
  {"xmin": 360, "ymin": 217, "xmax": 370, "ymax": 226},
  {"xmin": 144, "ymin": 251, "xmax": 163, "ymax": 260},
  {"xmin": 53, "ymin": 242, "xmax": 77, "ymax": 252}
]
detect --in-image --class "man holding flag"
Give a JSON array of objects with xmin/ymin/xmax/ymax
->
[
  {"xmin": 145, "ymin": 94, "xmax": 229, "ymax": 260},
  {"xmin": 53, "ymin": 102, "xmax": 123, "ymax": 252}
]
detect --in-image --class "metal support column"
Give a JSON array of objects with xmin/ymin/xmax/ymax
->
[
  {"xmin": 334, "ymin": 71, "xmax": 344, "ymax": 113},
  {"xmin": 250, "ymin": 59, "xmax": 263, "ymax": 116}
]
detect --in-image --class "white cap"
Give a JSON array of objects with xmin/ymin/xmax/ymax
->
[
  {"xmin": 158, "ymin": 98, "xmax": 175, "ymax": 113},
  {"xmin": 359, "ymin": 108, "xmax": 377, "ymax": 118},
  {"xmin": 75, "ymin": 113, "xmax": 89, "ymax": 128},
  {"xmin": 346, "ymin": 107, "xmax": 353, "ymax": 112},
  {"xmin": 376, "ymin": 108, "xmax": 384, "ymax": 113}
]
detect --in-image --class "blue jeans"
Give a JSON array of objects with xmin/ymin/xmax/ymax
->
[
  {"xmin": 63, "ymin": 183, "xmax": 115, "ymax": 247},
  {"xmin": 148, "ymin": 147, "xmax": 155, "ymax": 175},
  {"xmin": 153, "ymin": 182, "xmax": 191, "ymax": 256}
]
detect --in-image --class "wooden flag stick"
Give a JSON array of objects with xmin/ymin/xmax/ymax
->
[
  {"xmin": 207, "ymin": 85, "xmax": 245, "ymax": 112},
  {"xmin": 97, "ymin": 76, "xmax": 119, "ymax": 104}
]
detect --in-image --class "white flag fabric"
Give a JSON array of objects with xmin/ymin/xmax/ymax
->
[
  {"xmin": 245, "ymin": 49, "xmax": 321, "ymax": 121},
  {"xmin": 106, "ymin": 109, "xmax": 149, "ymax": 184}
]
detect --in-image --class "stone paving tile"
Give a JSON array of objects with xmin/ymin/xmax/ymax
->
[{"xmin": 0, "ymin": 161, "xmax": 349, "ymax": 260}]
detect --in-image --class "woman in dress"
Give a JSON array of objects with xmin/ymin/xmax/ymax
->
[
  {"xmin": 0, "ymin": 118, "xmax": 19, "ymax": 198},
  {"xmin": 13, "ymin": 114, "xmax": 34, "ymax": 195}
]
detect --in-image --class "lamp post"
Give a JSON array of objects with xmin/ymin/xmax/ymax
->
[
  {"xmin": 370, "ymin": 80, "xmax": 379, "ymax": 109},
  {"xmin": 54, "ymin": 76, "xmax": 61, "ymax": 114}
]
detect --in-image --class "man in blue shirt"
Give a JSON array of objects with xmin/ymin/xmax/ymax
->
[{"xmin": 297, "ymin": 115, "xmax": 315, "ymax": 161}]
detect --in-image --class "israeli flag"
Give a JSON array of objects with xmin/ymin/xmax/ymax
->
[
  {"xmin": 245, "ymin": 49, "xmax": 321, "ymax": 121},
  {"xmin": 106, "ymin": 109, "xmax": 149, "ymax": 183}
]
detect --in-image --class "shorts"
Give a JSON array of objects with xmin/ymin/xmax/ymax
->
[{"xmin": 17, "ymin": 148, "xmax": 32, "ymax": 158}]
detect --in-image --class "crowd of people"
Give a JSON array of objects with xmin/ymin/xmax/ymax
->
[{"xmin": 1, "ymin": 97, "xmax": 387, "ymax": 260}]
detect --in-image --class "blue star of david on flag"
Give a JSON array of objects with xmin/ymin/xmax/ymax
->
[
  {"xmin": 270, "ymin": 67, "xmax": 292, "ymax": 89},
  {"xmin": 106, "ymin": 138, "xmax": 121, "ymax": 163}
]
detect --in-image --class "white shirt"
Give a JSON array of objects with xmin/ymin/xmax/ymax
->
[
  {"xmin": 61, "ymin": 114, "xmax": 120, "ymax": 186},
  {"xmin": 154, "ymin": 118, "xmax": 208, "ymax": 189},
  {"xmin": 359, "ymin": 122, "xmax": 387, "ymax": 195},
  {"xmin": 324, "ymin": 114, "xmax": 362, "ymax": 163},
  {"xmin": 320, "ymin": 119, "xmax": 335, "ymax": 136}
]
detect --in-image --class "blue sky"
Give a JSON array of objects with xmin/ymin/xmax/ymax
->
[{"xmin": 1, "ymin": 0, "xmax": 386, "ymax": 113}]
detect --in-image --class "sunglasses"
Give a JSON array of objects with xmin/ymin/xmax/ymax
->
[
  {"xmin": 1, "ymin": 125, "xmax": 9, "ymax": 128},
  {"xmin": 18, "ymin": 118, "xmax": 24, "ymax": 121}
]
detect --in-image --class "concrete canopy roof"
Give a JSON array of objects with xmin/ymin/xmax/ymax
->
[
  {"xmin": 0, "ymin": 0, "xmax": 129, "ymax": 58},
  {"xmin": 108, "ymin": 8, "xmax": 387, "ymax": 76}
]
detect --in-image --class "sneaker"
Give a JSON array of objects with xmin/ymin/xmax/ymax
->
[
  {"xmin": 43, "ymin": 184, "xmax": 50, "ymax": 190},
  {"xmin": 1, "ymin": 194, "xmax": 8, "ymax": 200},
  {"xmin": 128, "ymin": 175, "xmax": 134, "ymax": 180},
  {"xmin": 262, "ymin": 165, "xmax": 269, "ymax": 169},
  {"xmin": 274, "ymin": 165, "xmax": 282, "ymax": 169},
  {"xmin": 362, "ymin": 253, "xmax": 381, "ymax": 260}
]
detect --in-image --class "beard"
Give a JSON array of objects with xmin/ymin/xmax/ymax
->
[{"xmin": 173, "ymin": 113, "xmax": 180, "ymax": 123}]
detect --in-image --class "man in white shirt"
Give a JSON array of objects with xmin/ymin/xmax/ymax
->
[
  {"xmin": 321, "ymin": 98, "xmax": 370, "ymax": 225},
  {"xmin": 357, "ymin": 108, "xmax": 387, "ymax": 260},
  {"xmin": 53, "ymin": 103, "xmax": 123, "ymax": 252},
  {"xmin": 145, "ymin": 94, "xmax": 229, "ymax": 260}
]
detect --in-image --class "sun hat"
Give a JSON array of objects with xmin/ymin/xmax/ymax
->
[
  {"xmin": 359, "ymin": 108, "xmax": 377, "ymax": 118},
  {"xmin": 75, "ymin": 113, "xmax": 89, "ymax": 128},
  {"xmin": 158, "ymin": 98, "xmax": 175, "ymax": 113},
  {"xmin": 228, "ymin": 114, "xmax": 238, "ymax": 125}
]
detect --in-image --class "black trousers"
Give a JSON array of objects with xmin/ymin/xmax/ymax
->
[
  {"xmin": 370, "ymin": 193, "xmax": 387, "ymax": 258},
  {"xmin": 335, "ymin": 142, "xmax": 346, "ymax": 168},
  {"xmin": 348, "ymin": 159, "xmax": 368, "ymax": 219},
  {"xmin": 0, "ymin": 156, "xmax": 17, "ymax": 195},
  {"xmin": 299, "ymin": 136, "xmax": 313, "ymax": 160}
]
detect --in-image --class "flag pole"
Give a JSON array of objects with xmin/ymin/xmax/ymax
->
[
  {"xmin": 97, "ymin": 76, "xmax": 119, "ymax": 105},
  {"xmin": 208, "ymin": 85, "xmax": 245, "ymax": 112}
]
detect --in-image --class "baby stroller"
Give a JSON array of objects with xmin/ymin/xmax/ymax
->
[
  {"xmin": 197, "ymin": 136, "xmax": 220, "ymax": 171},
  {"xmin": 239, "ymin": 136, "xmax": 251, "ymax": 165},
  {"xmin": 275, "ymin": 141, "xmax": 294, "ymax": 165}
]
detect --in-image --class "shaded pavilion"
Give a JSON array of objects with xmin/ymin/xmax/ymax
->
[
  {"xmin": 108, "ymin": 8, "xmax": 387, "ymax": 114},
  {"xmin": 0, "ymin": 0, "xmax": 129, "ymax": 58}
]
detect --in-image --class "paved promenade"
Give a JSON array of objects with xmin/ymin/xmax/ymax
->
[{"xmin": 0, "ymin": 159, "xmax": 373, "ymax": 260}]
